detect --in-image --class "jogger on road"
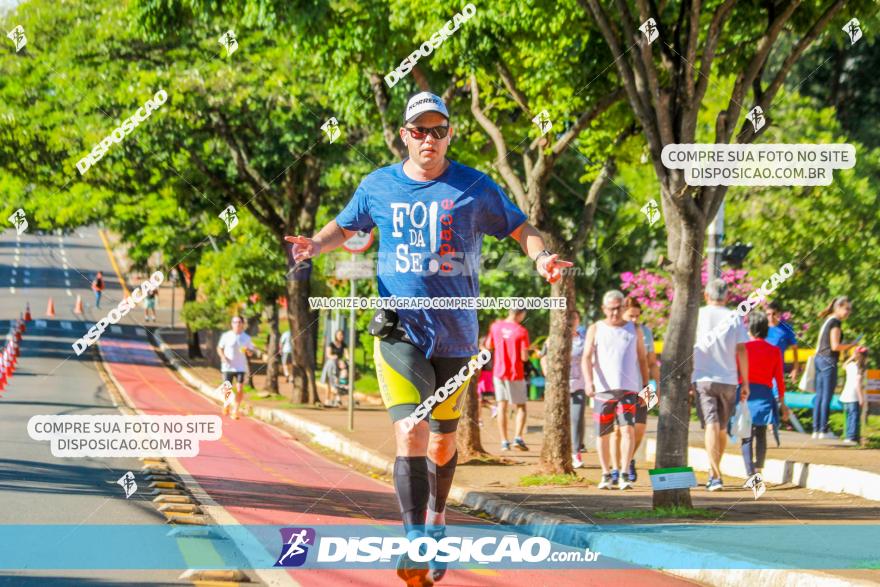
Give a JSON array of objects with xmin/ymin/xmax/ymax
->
[{"xmin": 285, "ymin": 91, "xmax": 571, "ymax": 586}]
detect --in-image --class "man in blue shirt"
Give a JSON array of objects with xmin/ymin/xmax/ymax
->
[
  {"xmin": 766, "ymin": 300, "xmax": 801, "ymax": 384},
  {"xmin": 286, "ymin": 92, "xmax": 570, "ymax": 585}
]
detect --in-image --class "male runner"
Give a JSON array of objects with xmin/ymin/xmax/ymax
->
[
  {"xmin": 286, "ymin": 92, "xmax": 570, "ymax": 585},
  {"xmin": 216, "ymin": 315, "xmax": 255, "ymax": 420}
]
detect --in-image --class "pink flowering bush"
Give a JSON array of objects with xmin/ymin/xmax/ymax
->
[{"xmin": 620, "ymin": 261, "xmax": 757, "ymax": 339}]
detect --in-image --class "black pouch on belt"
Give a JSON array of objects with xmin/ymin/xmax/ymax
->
[{"xmin": 368, "ymin": 308, "xmax": 399, "ymax": 338}]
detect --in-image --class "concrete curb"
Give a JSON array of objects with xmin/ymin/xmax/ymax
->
[
  {"xmin": 644, "ymin": 438, "xmax": 880, "ymax": 502},
  {"xmin": 150, "ymin": 330, "xmax": 873, "ymax": 587}
]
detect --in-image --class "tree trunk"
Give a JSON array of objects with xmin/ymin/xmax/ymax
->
[
  {"xmin": 457, "ymin": 375, "xmax": 488, "ymax": 461},
  {"xmin": 286, "ymin": 273, "xmax": 317, "ymax": 404},
  {"xmin": 184, "ymin": 280, "xmax": 202, "ymax": 359},
  {"xmin": 652, "ymin": 211, "xmax": 706, "ymax": 508},
  {"xmin": 539, "ymin": 271, "xmax": 576, "ymax": 474},
  {"xmin": 263, "ymin": 299, "xmax": 280, "ymax": 394}
]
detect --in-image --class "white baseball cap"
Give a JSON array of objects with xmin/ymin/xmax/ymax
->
[{"xmin": 404, "ymin": 92, "xmax": 449, "ymax": 123}]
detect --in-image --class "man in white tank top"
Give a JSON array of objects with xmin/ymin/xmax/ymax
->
[{"xmin": 582, "ymin": 290, "xmax": 648, "ymax": 489}]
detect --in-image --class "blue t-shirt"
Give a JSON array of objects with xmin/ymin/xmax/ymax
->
[
  {"xmin": 767, "ymin": 321, "xmax": 797, "ymax": 356},
  {"xmin": 335, "ymin": 159, "xmax": 528, "ymax": 358}
]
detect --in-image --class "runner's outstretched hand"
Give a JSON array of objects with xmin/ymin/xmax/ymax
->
[
  {"xmin": 284, "ymin": 235, "xmax": 322, "ymax": 263},
  {"xmin": 537, "ymin": 254, "xmax": 573, "ymax": 284}
]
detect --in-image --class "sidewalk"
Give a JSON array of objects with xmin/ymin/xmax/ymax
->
[
  {"xmin": 158, "ymin": 326, "xmax": 880, "ymax": 501},
  {"xmin": 152, "ymin": 327, "xmax": 880, "ymax": 587}
]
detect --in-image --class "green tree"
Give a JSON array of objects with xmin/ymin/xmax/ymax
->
[{"xmin": 583, "ymin": 0, "xmax": 876, "ymax": 507}]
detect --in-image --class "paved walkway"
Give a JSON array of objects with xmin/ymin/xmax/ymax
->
[{"xmin": 101, "ymin": 335, "xmax": 694, "ymax": 586}]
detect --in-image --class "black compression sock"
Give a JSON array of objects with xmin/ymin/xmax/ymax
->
[
  {"xmin": 393, "ymin": 456, "xmax": 429, "ymax": 531},
  {"xmin": 427, "ymin": 451, "xmax": 458, "ymax": 515}
]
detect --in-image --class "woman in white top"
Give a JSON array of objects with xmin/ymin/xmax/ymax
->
[
  {"xmin": 840, "ymin": 346, "xmax": 868, "ymax": 444},
  {"xmin": 582, "ymin": 290, "xmax": 648, "ymax": 490}
]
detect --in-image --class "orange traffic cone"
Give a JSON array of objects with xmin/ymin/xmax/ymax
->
[
  {"xmin": 24, "ymin": 303, "xmax": 31, "ymax": 322},
  {"xmin": 74, "ymin": 295, "xmax": 84, "ymax": 315},
  {"xmin": 46, "ymin": 298, "xmax": 56, "ymax": 318}
]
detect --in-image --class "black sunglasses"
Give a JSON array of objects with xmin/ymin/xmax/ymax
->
[{"xmin": 404, "ymin": 125, "xmax": 449, "ymax": 140}]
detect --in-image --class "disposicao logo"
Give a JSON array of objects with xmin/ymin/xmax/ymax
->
[{"xmin": 275, "ymin": 527, "xmax": 316, "ymax": 567}]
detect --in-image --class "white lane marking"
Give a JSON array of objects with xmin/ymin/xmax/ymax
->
[
  {"xmin": 8, "ymin": 287, "xmax": 14, "ymax": 294},
  {"xmin": 136, "ymin": 328, "xmax": 147, "ymax": 336},
  {"xmin": 11, "ymin": 269, "xmax": 15, "ymax": 276},
  {"xmin": 65, "ymin": 279, "xmax": 71, "ymax": 286},
  {"xmin": 23, "ymin": 270, "xmax": 30, "ymax": 276},
  {"xmin": 10, "ymin": 278, "xmax": 15, "ymax": 285},
  {"xmin": 14, "ymin": 254, "xmax": 19, "ymax": 262},
  {"xmin": 23, "ymin": 278, "xmax": 30, "ymax": 285},
  {"xmin": 110, "ymin": 325, "xmax": 122, "ymax": 334},
  {"xmin": 66, "ymin": 289, "xmax": 72, "ymax": 296},
  {"xmin": 61, "ymin": 321, "xmax": 73, "ymax": 330},
  {"xmin": 36, "ymin": 320, "xmax": 47, "ymax": 328}
]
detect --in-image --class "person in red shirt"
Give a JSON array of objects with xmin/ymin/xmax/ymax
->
[
  {"xmin": 486, "ymin": 309, "xmax": 531, "ymax": 451},
  {"xmin": 738, "ymin": 310, "xmax": 790, "ymax": 483}
]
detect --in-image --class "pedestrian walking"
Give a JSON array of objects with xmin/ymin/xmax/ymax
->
[
  {"xmin": 812, "ymin": 296, "xmax": 855, "ymax": 439},
  {"xmin": 144, "ymin": 287, "xmax": 158, "ymax": 322},
  {"xmin": 612, "ymin": 297, "xmax": 660, "ymax": 481},
  {"xmin": 765, "ymin": 300, "xmax": 801, "ymax": 385},
  {"xmin": 582, "ymin": 290, "xmax": 648, "ymax": 490},
  {"xmin": 280, "ymin": 330, "xmax": 292, "ymax": 383},
  {"xmin": 692, "ymin": 278, "xmax": 750, "ymax": 492},
  {"xmin": 487, "ymin": 310, "xmax": 531, "ymax": 452},
  {"xmin": 216, "ymin": 315, "xmax": 256, "ymax": 420},
  {"xmin": 840, "ymin": 346, "xmax": 868, "ymax": 444},
  {"xmin": 738, "ymin": 311, "xmax": 789, "ymax": 485},
  {"xmin": 283, "ymin": 91, "xmax": 570, "ymax": 586},
  {"xmin": 92, "ymin": 271, "xmax": 105, "ymax": 309},
  {"xmin": 476, "ymin": 333, "xmax": 495, "ymax": 427}
]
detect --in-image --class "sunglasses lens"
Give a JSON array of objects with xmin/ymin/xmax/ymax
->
[
  {"xmin": 406, "ymin": 126, "xmax": 449, "ymax": 140},
  {"xmin": 429, "ymin": 126, "xmax": 449, "ymax": 139}
]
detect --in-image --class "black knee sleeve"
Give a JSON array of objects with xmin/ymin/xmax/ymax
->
[
  {"xmin": 428, "ymin": 451, "xmax": 458, "ymax": 514},
  {"xmin": 393, "ymin": 456, "xmax": 429, "ymax": 531}
]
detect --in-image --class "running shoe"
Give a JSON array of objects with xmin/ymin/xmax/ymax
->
[
  {"xmin": 628, "ymin": 459, "xmax": 637, "ymax": 482},
  {"xmin": 618, "ymin": 478, "xmax": 633, "ymax": 490},
  {"xmin": 819, "ymin": 432, "xmax": 836, "ymax": 440},
  {"xmin": 513, "ymin": 437, "xmax": 529, "ymax": 451},
  {"xmin": 426, "ymin": 526, "xmax": 447, "ymax": 583},
  {"xmin": 707, "ymin": 478, "xmax": 724, "ymax": 492},
  {"xmin": 572, "ymin": 454, "xmax": 584, "ymax": 469},
  {"xmin": 501, "ymin": 441, "xmax": 511, "ymax": 451},
  {"xmin": 598, "ymin": 474, "xmax": 614, "ymax": 490},
  {"xmin": 396, "ymin": 529, "xmax": 433, "ymax": 586},
  {"xmin": 610, "ymin": 469, "xmax": 620, "ymax": 488}
]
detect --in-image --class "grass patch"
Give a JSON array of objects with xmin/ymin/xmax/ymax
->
[
  {"xmin": 355, "ymin": 371, "xmax": 380, "ymax": 395},
  {"xmin": 594, "ymin": 506, "xmax": 715, "ymax": 520},
  {"xmin": 518, "ymin": 473, "xmax": 588, "ymax": 487}
]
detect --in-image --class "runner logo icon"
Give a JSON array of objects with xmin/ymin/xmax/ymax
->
[{"xmin": 275, "ymin": 527, "xmax": 316, "ymax": 567}]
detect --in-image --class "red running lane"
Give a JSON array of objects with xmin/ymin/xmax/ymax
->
[{"xmin": 101, "ymin": 338, "xmax": 694, "ymax": 587}]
